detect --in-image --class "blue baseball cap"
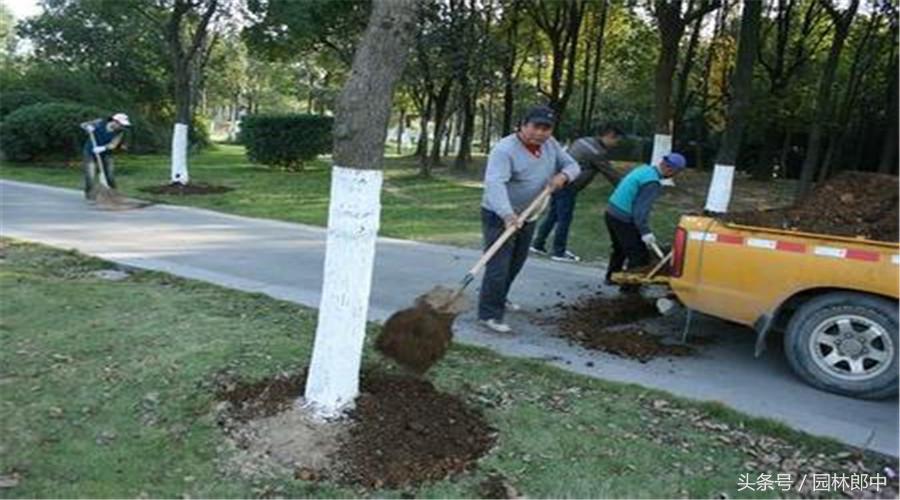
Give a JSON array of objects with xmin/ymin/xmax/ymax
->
[
  {"xmin": 662, "ymin": 152, "xmax": 686, "ymax": 170},
  {"xmin": 523, "ymin": 105, "xmax": 557, "ymax": 126}
]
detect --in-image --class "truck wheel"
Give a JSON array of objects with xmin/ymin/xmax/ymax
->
[{"xmin": 783, "ymin": 292, "xmax": 898, "ymax": 399}]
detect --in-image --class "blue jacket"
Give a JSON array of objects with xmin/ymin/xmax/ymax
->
[
  {"xmin": 606, "ymin": 164, "xmax": 662, "ymax": 236},
  {"xmin": 83, "ymin": 119, "xmax": 122, "ymax": 157}
]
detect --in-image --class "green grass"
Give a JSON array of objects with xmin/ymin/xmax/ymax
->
[
  {"xmin": 1, "ymin": 239, "xmax": 894, "ymax": 498},
  {"xmin": 0, "ymin": 145, "xmax": 682, "ymax": 261}
]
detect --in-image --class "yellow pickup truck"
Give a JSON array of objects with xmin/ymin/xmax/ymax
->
[{"xmin": 665, "ymin": 215, "xmax": 899, "ymax": 399}]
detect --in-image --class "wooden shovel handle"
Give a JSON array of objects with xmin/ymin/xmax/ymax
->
[
  {"xmin": 644, "ymin": 251, "xmax": 672, "ymax": 279},
  {"xmin": 466, "ymin": 186, "xmax": 553, "ymax": 278}
]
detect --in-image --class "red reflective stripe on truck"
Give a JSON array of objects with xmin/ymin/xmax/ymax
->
[
  {"xmin": 775, "ymin": 241, "xmax": 806, "ymax": 253},
  {"xmin": 845, "ymin": 249, "xmax": 880, "ymax": 262},
  {"xmin": 717, "ymin": 234, "xmax": 744, "ymax": 245}
]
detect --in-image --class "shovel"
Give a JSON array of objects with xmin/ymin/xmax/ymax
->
[{"xmin": 375, "ymin": 185, "xmax": 554, "ymax": 373}]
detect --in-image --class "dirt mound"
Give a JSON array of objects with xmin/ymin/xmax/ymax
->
[
  {"xmin": 728, "ymin": 172, "xmax": 899, "ymax": 242},
  {"xmin": 342, "ymin": 374, "xmax": 495, "ymax": 488},
  {"xmin": 139, "ymin": 182, "xmax": 233, "ymax": 195},
  {"xmin": 578, "ymin": 327, "xmax": 691, "ymax": 362},
  {"xmin": 549, "ymin": 296, "xmax": 691, "ymax": 362},
  {"xmin": 216, "ymin": 370, "xmax": 495, "ymax": 489}
]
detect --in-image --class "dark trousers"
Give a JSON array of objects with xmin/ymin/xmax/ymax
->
[
  {"xmin": 533, "ymin": 185, "xmax": 577, "ymax": 256},
  {"xmin": 604, "ymin": 212, "xmax": 650, "ymax": 281},
  {"xmin": 83, "ymin": 153, "xmax": 116, "ymax": 198},
  {"xmin": 478, "ymin": 208, "xmax": 536, "ymax": 321}
]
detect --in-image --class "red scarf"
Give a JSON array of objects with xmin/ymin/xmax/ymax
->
[{"xmin": 517, "ymin": 134, "xmax": 542, "ymax": 158}]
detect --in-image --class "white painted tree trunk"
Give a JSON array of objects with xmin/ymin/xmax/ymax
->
[
  {"xmin": 704, "ymin": 164, "xmax": 735, "ymax": 213},
  {"xmin": 170, "ymin": 123, "xmax": 189, "ymax": 185},
  {"xmin": 304, "ymin": 166, "xmax": 383, "ymax": 417},
  {"xmin": 650, "ymin": 133, "xmax": 675, "ymax": 186}
]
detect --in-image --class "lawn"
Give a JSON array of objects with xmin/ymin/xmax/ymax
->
[
  {"xmin": 0, "ymin": 144, "xmax": 795, "ymax": 262},
  {"xmin": 1, "ymin": 239, "xmax": 894, "ymax": 498}
]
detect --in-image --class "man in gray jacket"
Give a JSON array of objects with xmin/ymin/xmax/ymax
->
[
  {"xmin": 531, "ymin": 124, "xmax": 623, "ymax": 262},
  {"xmin": 479, "ymin": 105, "xmax": 581, "ymax": 333}
]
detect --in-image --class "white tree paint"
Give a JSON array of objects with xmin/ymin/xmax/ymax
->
[
  {"xmin": 650, "ymin": 133, "xmax": 676, "ymax": 186},
  {"xmin": 705, "ymin": 163, "xmax": 735, "ymax": 213},
  {"xmin": 650, "ymin": 133, "xmax": 672, "ymax": 166},
  {"xmin": 171, "ymin": 123, "xmax": 189, "ymax": 185},
  {"xmin": 304, "ymin": 165, "xmax": 383, "ymax": 418}
]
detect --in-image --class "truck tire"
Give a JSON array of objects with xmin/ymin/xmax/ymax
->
[{"xmin": 783, "ymin": 292, "xmax": 898, "ymax": 399}]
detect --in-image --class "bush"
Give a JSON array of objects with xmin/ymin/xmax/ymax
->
[
  {"xmin": 0, "ymin": 91, "xmax": 55, "ymax": 119},
  {"xmin": 0, "ymin": 102, "xmax": 109, "ymax": 161},
  {"xmin": 239, "ymin": 114, "xmax": 333, "ymax": 170}
]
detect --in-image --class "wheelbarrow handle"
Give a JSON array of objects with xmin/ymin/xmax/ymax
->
[{"xmin": 463, "ymin": 185, "xmax": 553, "ymax": 283}]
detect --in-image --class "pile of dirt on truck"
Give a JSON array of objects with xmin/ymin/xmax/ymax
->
[{"xmin": 727, "ymin": 172, "xmax": 899, "ymax": 242}]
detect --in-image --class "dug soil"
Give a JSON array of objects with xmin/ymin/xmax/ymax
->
[
  {"xmin": 215, "ymin": 370, "xmax": 495, "ymax": 489},
  {"xmin": 550, "ymin": 295, "xmax": 691, "ymax": 362},
  {"xmin": 139, "ymin": 182, "xmax": 233, "ymax": 195},
  {"xmin": 727, "ymin": 172, "xmax": 899, "ymax": 242}
]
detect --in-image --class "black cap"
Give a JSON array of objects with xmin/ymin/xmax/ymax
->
[{"xmin": 523, "ymin": 105, "xmax": 556, "ymax": 126}]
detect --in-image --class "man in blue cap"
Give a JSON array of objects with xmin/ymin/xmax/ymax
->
[{"xmin": 604, "ymin": 152, "xmax": 686, "ymax": 285}]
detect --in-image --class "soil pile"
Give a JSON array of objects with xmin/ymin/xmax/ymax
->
[
  {"xmin": 551, "ymin": 296, "xmax": 691, "ymax": 362},
  {"xmin": 727, "ymin": 172, "xmax": 899, "ymax": 242},
  {"xmin": 139, "ymin": 182, "xmax": 233, "ymax": 195},
  {"xmin": 216, "ymin": 370, "xmax": 494, "ymax": 489}
]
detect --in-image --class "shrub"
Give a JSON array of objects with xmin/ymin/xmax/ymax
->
[
  {"xmin": 0, "ymin": 102, "xmax": 109, "ymax": 161},
  {"xmin": 0, "ymin": 91, "xmax": 55, "ymax": 119},
  {"xmin": 239, "ymin": 114, "xmax": 333, "ymax": 170}
]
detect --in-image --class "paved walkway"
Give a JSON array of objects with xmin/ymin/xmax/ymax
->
[{"xmin": 2, "ymin": 179, "xmax": 897, "ymax": 457}]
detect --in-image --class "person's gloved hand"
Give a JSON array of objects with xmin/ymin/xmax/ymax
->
[
  {"xmin": 81, "ymin": 123, "xmax": 95, "ymax": 132},
  {"xmin": 92, "ymin": 145, "xmax": 106, "ymax": 154},
  {"xmin": 641, "ymin": 233, "xmax": 657, "ymax": 247}
]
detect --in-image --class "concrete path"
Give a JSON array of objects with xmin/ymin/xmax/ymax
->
[{"xmin": 2, "ymin": 179, "xmax": 897, "ymax": 457}]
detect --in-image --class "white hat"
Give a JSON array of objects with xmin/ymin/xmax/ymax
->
[{"xmin": 112, "ymin": 113, "xmax": 131, "ymax": 126}]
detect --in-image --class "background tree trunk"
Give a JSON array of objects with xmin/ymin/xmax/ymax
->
[
  {"xmin": 705, "ymin": 0, "xmax": 761, "ymax": 213},
  {"xmin": 796, "ymin": 0, "xmax": 859, "ymax": 199}
]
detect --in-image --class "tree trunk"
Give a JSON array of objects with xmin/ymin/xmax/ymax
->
[
  {"xmin": 397, "ymin": 107, "xmax": 405, "ymax": 155},
  {"xmin": 304, "ymin": 0, "xmax": 415, "ymax": 417},
  {"xmin": 796, "ymin": 0, "xmax": 858, "ymax": 199},
  {"xmin": 429, "ymin": 82, "xmax": 452, "ymax": 166},
  {"xmin": 454, "ymin": 95, "xmax": 476, "ymax": 170},
  {"xmin": 171, "ymin": 64, "xmax": 192, "ymax": 184},
  {"xmin": 586, "ymin": 0, "xmax": 609, "ymax": 127},
  {"xmin": 673, "ymin": 10, "xmax": 703, "ymax": 143},
  {"xmin": 705, "ymin": 0, "xmax": 760, "ymax": 213},
  {"xmin": 578, "ymin": 28, "xmax": 593, "ymax": 134},
  {"xmin": 501, "ymin": 0, "xmax": 520, "ymax": 136},
  {"xmin": 485, "ymin": 89, "xmax": 494, "ymax": 152},
  {"xmin": 415, "ymin": 94, "xmax": 432, "ymax": 162},
  {"xmin": 878, "ymin": 76, "xmax": 899, "ymax": 174}
]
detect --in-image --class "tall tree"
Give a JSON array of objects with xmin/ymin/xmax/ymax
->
[
  {"xmin": 649, "ymin": 0, "xmax": 720, "ymax": 163},
  {"xmin": 754, "ymin": 0, "xmax": 831, "ymax": 180},
  {"xmin": 796, "ymin": 0, "xmax": 860, "ymax": 198},
  {"xmin": 705, "ymin": 0, "xmax": 762, "ymax": 213},
  {"xmin": 527, "ymin": 0, "xmax": 587, "ymax": 118},
  {"xmin": 304, "ymin": 0, "xmax": 415, "ymax": 416}
]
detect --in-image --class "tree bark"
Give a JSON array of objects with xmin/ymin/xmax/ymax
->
[
  {"xmin": 586, "ymin": 0, "xmax": 609, "ymax": 127},
  {"xmin": 429, "ymin": 82, "xmax": 452, "ymax": 166},
  {"xmin": 878, "ymin": 74, "xmax": 899, "ymax": 174},
  {"xmin": 305, "ymin": 0, "xmax": 415, "ymax": 417},
  {"xmin": 705, "ymin": 0, "xmax": 761, "ymax": 213},
  {"xmin": 501, "ymin": 0, "xmax": 521, "ymax": 135},
  {"xmin": 796, "ymin": 0, "xmax": 859, "ymax": 199}
]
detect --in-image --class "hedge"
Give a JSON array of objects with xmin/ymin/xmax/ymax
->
[
  {"xmin": 239, "ymin": 114, "xmax": 333, "ymax": 170},
  {"xmin": 0, "ymin": 102, "xmax": 109, "ymax": 161},
  {"xmin": 0, "ymin": 91, "xmax": 54, "ymax": 119}
]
